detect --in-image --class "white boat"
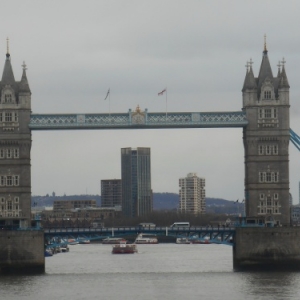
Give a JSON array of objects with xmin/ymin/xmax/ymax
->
[
  {"xmin": 102, "ymin": 237, "xmax": 128, "ymax": 244},
  {"xmin": 134, "ymin": 234, "xmax": 158, "ymax": 244},
  {"xmin": 176, "ymin": 237, "xmax": 190, "ymax": 244},
  {"xmin": 68, "ymin": 238, "xmax": 79, "ymax": 245},
  {"xmin": 61, "ymin": 245, "xmax": 70, "ymax": 252},
  {"xmin": 112, "ymin": 241, "xmax": 137, "ymax": 254},
  {"xmin": 44, "ymin": 249, "xmax": 53, "ymax": 257},
  {"xmin": 78, "ymin": 238, "xmax": 90, "ymax": 244}
]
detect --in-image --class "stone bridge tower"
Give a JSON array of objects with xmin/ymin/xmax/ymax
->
[
  {"xmin": 0, "ymin": 43, "xmax": 32, "ymax": 228},
  {"xmin": 242, "ymin": 41, "xmax": 290, "ymax": 225}
]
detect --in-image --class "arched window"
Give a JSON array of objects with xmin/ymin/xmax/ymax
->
[
  {"xmin": 4, "ymin": 93, "xmax": 12, "ymax": 103},
  {"xmin": 264, "ymin": 90, "xmax": 272, "ymax": 99}
]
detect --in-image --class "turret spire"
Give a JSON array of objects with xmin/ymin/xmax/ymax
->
[
  {"xmin": 6, "ymin": 37, "xmax": 10, "ymax": 58},
  {"xmin": 278, "ymin": 57, "xmax": 289, "ymax": 88},
  {"xmin": 22, "ymin": 61, "xmax": 27, "ymax": 71},
  {"xmin": 263, "ymin": 34, "xmax": 267, "ymax": 54},
  {"xmin": 242, "ymin": 58, "xmax": 256, "ymax": 91},
  {"xmin": 19, "ymin": 61, "xmax": 31, "ymax": 93},
  {"xmin": 1, "ymin": 38, "xmax": 15, "ymax": 84}
]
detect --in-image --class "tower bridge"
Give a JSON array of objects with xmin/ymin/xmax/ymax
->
[{"xmin": 1, "ymin": 40, "xmax": 300, "ymax": 272}]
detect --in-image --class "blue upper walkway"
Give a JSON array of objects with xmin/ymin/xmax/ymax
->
[{"xmin": 29, "ymin": 110, "xmax": 248, "ymax": 130}]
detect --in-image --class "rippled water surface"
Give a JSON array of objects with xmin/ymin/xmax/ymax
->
[{"xmin": 1, "ymin": 243, "xmax": 300, "ymax": 300}]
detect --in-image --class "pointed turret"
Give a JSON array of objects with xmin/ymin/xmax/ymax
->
[
  {"xmin": 19, "ymin": 61, "xmax": 31, "ymax": 93},
  {"xmin": 242, "ymin": 64, "xmax": 257, "ymax": 92},
  {"xmin": 278, "ymin": 63, "xmax": 290, "ymax": 89},
  {"xmin": 1, "ymin": 38, "xmax": 15, "ymax": 86},
  {"xmin": 257, "ymin": 47, "xmax": 273, "ymax": 90},
  {"xmin": 1, "ymin": 53, "xmax": 16, "ymax": 86},
  {"xmin": 277, "ymin": 61, "xmax": 281, "ymax": 78}
]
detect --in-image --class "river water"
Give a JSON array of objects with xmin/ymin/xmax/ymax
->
[{"xmin": 1, "ymin": 243, "xmax": 300, "ymax": 300}]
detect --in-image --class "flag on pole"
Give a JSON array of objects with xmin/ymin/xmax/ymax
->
[
  {"xmin": 104, "ymin": 88, "xmax": 110, "ymax": 100},
  {"xmin": 158, "ymin": 88, "xmax": 166, "ymax": 96}
]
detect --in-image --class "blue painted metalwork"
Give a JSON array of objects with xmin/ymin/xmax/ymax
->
[
  {"xmin": 44, "ymin": 226, "xmax": 235, "ymax": 246},
  {"xmin": 290, "ymin": 128, "xmax": 300, "ymax": 151},
  {"xmin": 29, "ymin": 110, "xmax": 248, "ymax": 130}
]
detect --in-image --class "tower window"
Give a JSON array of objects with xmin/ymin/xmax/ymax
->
[
  {"xmin": 264, "ymin": 90, "xmax": 272, "ymax": 99},
  {"xmin": 259, "ymin": 145, "xmax": 264, "ymax": 155},
  {"xmin": 14, "ymin": 175, "xmax": 19, "ymax": 186},
  {"xmin": 4, "ymin": 94, "xmax": 12, "ymax": 103},
  {"xmin": 7, "ymin": 200, "xmax": 12, "ymax": 211},
  {"xmin": 266, "ymin": 172, "xmax": 272, "ymax": 182},
  {"xmin": 267, "ymin": 197, "xmax": 272, "ymax": 206},
  {"xmin": 14, "ymin": 149, "xmax": 19, "ymax": 158},
  {"xmin": 5, "ymin": 112, "xmax": 12, "ymax": 122},
  {"xmin": 6, "ymin": 176, "xmax": 13, "ymax": 186},
  {"xmin": 7, "ymin": 149, "xmax": 12, "ymax": 158},
  {"xmin": 258, "ymin": 172, "xmax": 279, "ymax": 183},
  {"xmin": 264, "ymin": 109, "xmax": 272, "ymax": 118}
]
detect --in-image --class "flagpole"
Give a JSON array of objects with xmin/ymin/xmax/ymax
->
[
  {"xmin": 104, "ymin": 88, "xmax": 110, "ymax": 122},
  {"xmin": 109, "ymin": 89, "xmax": 111, "ymax": 119},
  {"xmin": 165, "ymin": 87, "xmax": 167, "ymax": 122}
]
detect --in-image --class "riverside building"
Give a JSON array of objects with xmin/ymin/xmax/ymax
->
[
  {"xmin": 121, "ymin": 147, "xmax": 152, "ymax": 218},
  {"xmin": 101, "ymin": 179, "xmax": 122, "ymax": 208},
  {"xmin": 179, "ymin": 173, "xmax": 206, "ymax": 214}
]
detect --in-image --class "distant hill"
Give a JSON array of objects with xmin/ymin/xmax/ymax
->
[
  {"xmin": 32, "ymin": 193, "xmax": 243, "ymax": 214},
  {"xmin": 152, "ymin": 193, "xmax": 243, "ymax": 214},
  {"xmin": 152, "ymin": 193, "xmax": 179, "ymax": 210}
]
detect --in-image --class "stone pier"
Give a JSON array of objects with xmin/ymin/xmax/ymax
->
[
  {"xmin": 233, "ymin": 227, "xmax": 300, "ymax": 270},
  {"xmin": 0, "ymin": 230, "xmax": 45, "ymax": 274}
]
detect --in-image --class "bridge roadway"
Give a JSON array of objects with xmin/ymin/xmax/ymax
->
[{"xmin": 44, "ymin": 226, "xmax": 235, "ymax": 246}]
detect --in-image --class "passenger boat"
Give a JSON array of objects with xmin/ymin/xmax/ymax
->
[
  {"xmin": 102, "ymin": 237, "xmax": 128, "ymax": 244},
  {"xmin": 176, "ymin": 237, "xmax": 191, "ymax": 244},
  {"xmin": 44, "ymin": 249, "xmax": 53, "ymax": 257},
  {"xmin": 61, "ymin": 244, "xmax": 70, "ymax": 252},
  {"xmin": 134, "ymin": 234, "xmax": 158, "ymax": 244},
  {"xmin": 112, "ymin": 242, "xmax": 137, "ymax": 254},
  {"xmin": 68, "ymin": 238, "xmax": 79, "ymax": 245},
  {"xmin": 189, "ymin": 239, "xmax": 211, "ymax": 244},
  {"xmin": 78, "ymin": 238, "xmax": 90, "ymax": 244}
]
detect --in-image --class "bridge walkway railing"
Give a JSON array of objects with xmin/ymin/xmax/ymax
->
[{"xmin": 44, "ymin": 226, "xmax": 236, "ymax": 246}]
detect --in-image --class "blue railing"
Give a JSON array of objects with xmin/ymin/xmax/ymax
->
[{"xmin": 44, "ymin": 226, "xmax": 236, "ymax": 246}]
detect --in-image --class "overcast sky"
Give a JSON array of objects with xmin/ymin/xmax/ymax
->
[{"xmin": 1, "ymin": 0, "xmax": 300, "ymax": 203}]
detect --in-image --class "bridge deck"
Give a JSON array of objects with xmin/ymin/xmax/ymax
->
[{"xmin": 44, "ymin": 226, "xmax": 235, "ymax": 246}]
